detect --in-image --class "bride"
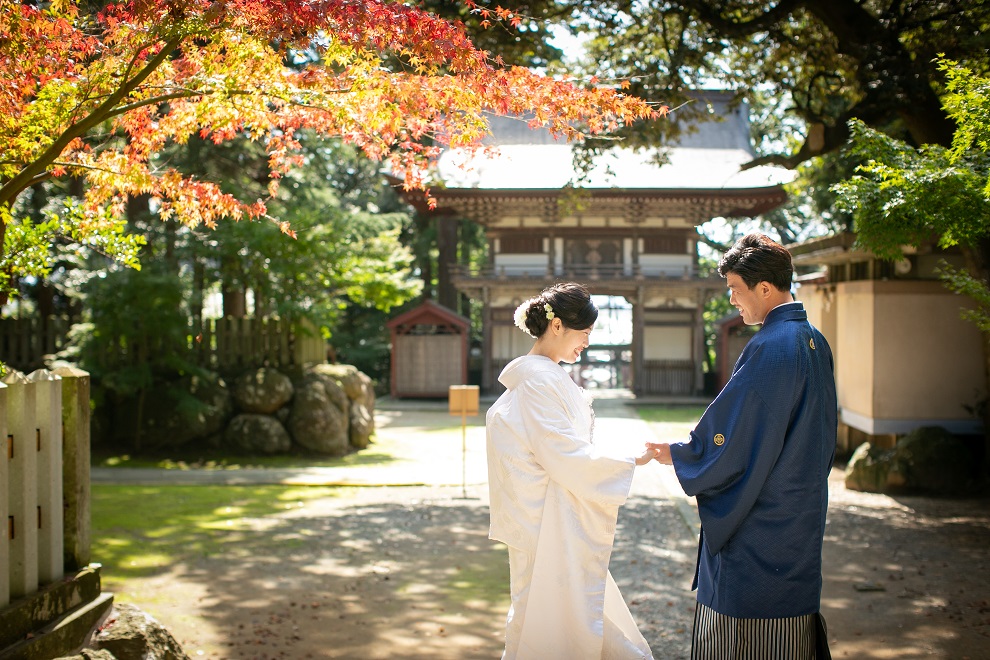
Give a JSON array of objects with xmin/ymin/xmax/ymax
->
[{"xmin": 486, "ymin": 282, "xmax": 656, "ymax": 659}]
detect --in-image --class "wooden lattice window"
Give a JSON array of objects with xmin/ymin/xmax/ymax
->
[
  {"xmin": 500, "ymin": 236, "xmax": 544, "ymax": 254},
  {"xmin": 642, "ymin": 236, "xmax": 685, "ymax": 254}
]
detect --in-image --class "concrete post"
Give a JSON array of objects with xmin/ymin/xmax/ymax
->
[
  {"xmin": 29, "ymin": 369, "xmax": 64, "ymax": 584},
  {"xmin": 0, "ymin": 382, "xmax": 8, "ymax": 607},
  {"xmin": 3, "ymin": 371, "xmax": 39, "ymax": 598},
  {"xmin": 53, "ymin": 366, "xmax": 90, "ymax": 571}
]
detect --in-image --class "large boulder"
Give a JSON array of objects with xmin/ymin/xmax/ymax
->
[
  {"xmin": 308, "ymin": 364, "xmax": 376, "ymax": 446},
  {"xmin": 304, "ymin": 365, "xmax": 351, "ymax": 411},
  {"xmin": 55, "ymin": 651, "xmax": 116, "ymax": 660},
  {"xmin": 844, "ymin": 442, "xmax": 892, "ymax": 493},
  {"xmin": 313, "ymin": 364, "xmax": 375, "ymax": 408},
  {"xmin": 845, "ymin": 426, "xmax": 976, "ymax": 495},
  {"xmin": 130, "ymin": 373, "xmax": 232, "ymax": 450},
  {"xmin": 90, "ymin": 603, "xmax": 189, "ymax": 660},
  {"xmin": 287, "ymin": 375, "xmax": 349, "ymax": 455},
  {"xmin": 231, "ymin": 367, "xmax": 294, "ymax": 414},
  {"xmin": 349, "ymin": 402, "xmax": 374, "ymax": 449},
  {"xmin": 224, "ymin": 413, "xmax": 292, "ymax": 454}
]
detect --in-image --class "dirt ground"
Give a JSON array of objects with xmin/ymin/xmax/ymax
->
[{"xmin": 94, "ymin": 401, "xmax": 990, "ymax": 659}]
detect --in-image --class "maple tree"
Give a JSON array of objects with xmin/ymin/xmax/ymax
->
[{"xmin": 0, "ymin": 0, "xmax": 659, "ymax": 306}]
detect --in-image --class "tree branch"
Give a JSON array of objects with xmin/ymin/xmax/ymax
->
[
  {"xmin": 682, "ymin": 0, "xmax": 805, "ymax": 38},
  {"xmin": 0, "ymin": 34, "xmax": 184, "ymax": 209}
]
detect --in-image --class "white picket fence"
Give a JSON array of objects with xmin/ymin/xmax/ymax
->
[{"xmin": 1, "ymin": 367, "xmax": 91, "ymax": 607}]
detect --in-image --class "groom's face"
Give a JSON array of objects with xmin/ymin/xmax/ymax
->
[{"xmin": 726, "ymin": 272, "xmax": 771, "ymax": 325}]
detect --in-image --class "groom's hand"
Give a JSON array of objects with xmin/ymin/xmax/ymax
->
[{"xmin": 646, "ymin": 442, "xmax": 672, "ymax": 465}]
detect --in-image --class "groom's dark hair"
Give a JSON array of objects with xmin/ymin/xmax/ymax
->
[{"xmin": 718, "ymin": 233, "xmax": 793, "ymax": 292}]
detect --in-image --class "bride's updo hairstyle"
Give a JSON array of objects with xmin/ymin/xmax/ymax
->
[{"xmin": 513, "ymin": 282, "xmax": 598, "ymax": 339}]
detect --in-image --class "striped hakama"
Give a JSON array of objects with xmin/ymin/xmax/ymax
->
[{"xmin": 691, "ymin": 602, "xmax": 819, "ymax": 660}]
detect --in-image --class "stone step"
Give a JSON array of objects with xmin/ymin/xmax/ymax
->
[
  {"xmin": 1, "ymin": 592, "xmax": 114, "ymax": 660},
  {"xmin": 0, "ymin": 564, "xmax": 111, "ymax": 659}
]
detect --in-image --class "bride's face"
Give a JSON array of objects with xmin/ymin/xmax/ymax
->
[{"xmin": 552, "ymin": 323, "xmax": 593, "ymax": 364}]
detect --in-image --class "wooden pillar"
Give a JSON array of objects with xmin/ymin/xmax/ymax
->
[
  {"xmin": 694, "ymin": 298, "xmax": 707, "ymax": 394},
  {"xmin": 29, "ymin": 369, "xmax": 63, "ymax": 585},
  {"xmin": 54, "ymin": 366, "xmax": 90, "ymax": 572},
  {"xmin": 547, "ymin": 233, "xmax": 555, "ymax": 277},
  {"xmin": 632, "ymin": 286, "xmax": 645, "ymax": 396},
  {"xmin": 481, "ymin": 287, "xmax": 493, "ymax": 393},
  {"xmin": 4, "ymin": 371, "xmax": 38, "ymax": 598},
  {"xmin": 437, "ymin": 215, "xmax": 459, "ymax": 311},
  {"xmin": 0, "ymin": 382, "xmax": 8, "ymax": 606}
]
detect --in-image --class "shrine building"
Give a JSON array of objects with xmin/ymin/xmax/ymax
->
[{"xmin": 420, "ymin": 91, "xmax": 792, "ymax": 396}]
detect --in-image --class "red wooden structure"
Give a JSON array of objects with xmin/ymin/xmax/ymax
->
[{"xmin": 387, "ymin": 300, "xmax": 470, "ymax": 398}]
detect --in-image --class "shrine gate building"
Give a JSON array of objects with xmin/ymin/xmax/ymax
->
[{"xmin": 422, "ymin": 92, "xmax": 791, "ymax": 396}]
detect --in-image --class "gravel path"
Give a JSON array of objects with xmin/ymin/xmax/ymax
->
[{"xmin": 94, "ymin": 397, "xmax": 990, "ymax": 659}]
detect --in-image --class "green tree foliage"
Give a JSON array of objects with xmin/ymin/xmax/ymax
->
[
  {"xmin": 418, "ymin": 0, "xmax": 568, "ymax": 69},
  {"xmin": 570, "ymin": 0, "xmax": 986, "ymax": 160},
  {"xmin": 554, "ymin": 0, "xmax": 989, "ymax": 248},
  {"xmin": 832, "ymin": 60, "xmax": 990, "ymax": 452},
  {"xmin": 833, "ymin": 119, "xmax": 989, "ymax": 263},
  {"xmin": 70, "ymin": 134, "xmax": 422, "ymax": 384}
]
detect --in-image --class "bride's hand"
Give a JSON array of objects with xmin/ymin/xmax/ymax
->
[
  {"xmin": 646, "ymin": 442, "xmax": 672, "ymax": 465},
  {"xmin": 635, "ymin": 444, "xmax": 658, "ymax": 466}
]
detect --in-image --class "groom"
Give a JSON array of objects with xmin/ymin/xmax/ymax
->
[{"xmin": 650, "ymin": 233, "xmax": 837, "ymax": 658}]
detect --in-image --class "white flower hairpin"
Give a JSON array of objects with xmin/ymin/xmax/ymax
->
[
  {"xmin": 513, "ymin": 300, "xmax": 534, "ymax": 336},
  {"xmin": 544, "ymin": 303, "xmax": 555, "ymax": 321}
]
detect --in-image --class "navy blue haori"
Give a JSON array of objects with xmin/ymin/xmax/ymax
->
[{"xmin": 670, "ymin": 302, "xmax": 837, "ymax": 619}]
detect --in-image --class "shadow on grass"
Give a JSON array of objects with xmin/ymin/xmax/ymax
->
[
  {"xmin": 94, "ymin": 485, "xmax": 509, "ymax": 658},
  {"xmin": 92, "ymin": 439, "xmax": 405, "ymax": 471},
  {"xmin": 93, "ymin": 484, "xmax": 704, "ymax": 659}
]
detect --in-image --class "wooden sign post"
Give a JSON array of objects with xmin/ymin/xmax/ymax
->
[{"xmin": 448, "ymin": 385, "xmax": 480, "ymax": 498}]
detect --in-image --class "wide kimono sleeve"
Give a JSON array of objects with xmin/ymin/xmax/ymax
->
[
  {"xmin": 669, "ymin": 341, "xmax": 797, "ymax": 555},
  {"xmin": 515, "ymin": 374, "xmax": 635, "ymax": 507}
]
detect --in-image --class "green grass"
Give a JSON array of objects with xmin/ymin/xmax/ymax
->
[
  {"xmin": 635, "ymin": 405, "xmax": 706, "ymax": 424},
  {"xmin": 92, "ymin": 484, "xmax": 346, "ymax": 579},
  {"xmin": 93, "ymin": 432, "xmax": 410, "ymax": 470}
]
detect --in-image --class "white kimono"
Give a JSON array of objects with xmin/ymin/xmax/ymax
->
[{"xmin": 486, "ymin": 355, "xmax": 654, "ymax": 660}]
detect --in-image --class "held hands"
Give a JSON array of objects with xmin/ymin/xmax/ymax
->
[
  {"xmin": 645, "ymin": 442, "xmax": 673, "ymax": 465},
  {"xmin": 635, "ymin": 444, "xmax": 658, "ymax": 466}
]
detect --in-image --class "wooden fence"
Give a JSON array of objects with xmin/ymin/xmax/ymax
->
[
  {"xmin": 0, "ymin": 316, "xmax": 76, "ymax": 374},
  {"xmin": 0, "ymin": 315, "xmax": 327, "ymax": 374},
  {"xmin": 1, "ymin": 367, "xmax": 91, "ymax": 607}
]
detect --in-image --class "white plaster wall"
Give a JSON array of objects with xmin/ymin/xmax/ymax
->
[
  {"xmin": 639, "ymin": 254, "xmax": 692, "ymax": 278},
  {"xmin": 644, "ymin": 326, "xmax": 692, "ymax": 360},
  {"xmin": 493, "ymin": 253, "xmax": 549, "ymax": 276}
]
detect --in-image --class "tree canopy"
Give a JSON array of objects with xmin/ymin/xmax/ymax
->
[
  {"xmin": 833, "ymin": 60, "xmax": 990, "ymax": 328},
  {"xmin": 541, "ymin": 0, "xmax": 987, "ymax": 248},
  {"xmin": 0, "ymin": 0, "xmax": 659, "ymax": 306},
  {"xmin": 569, "ymin": 0, "xmax": 988, "ymax": 163},
  {"xmin": 831, "ymin": 59, "xmax": 990, "ymax": 453}
]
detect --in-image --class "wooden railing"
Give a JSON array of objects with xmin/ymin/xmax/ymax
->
[
  {"xmin": 450, "ymin": 264, "xmax": 699, "ymax": 281},
  {"xmin": 1, "ymin": 368, "xmax": 91, "ymax": 607},
  {"xmin": 641, "ymin": 359, "xmax": 696, "ymax": 395}
]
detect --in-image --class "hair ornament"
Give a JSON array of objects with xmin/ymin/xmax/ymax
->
[
  {"xmin": 544, "ymin": 303, "xmax": 555, "ymax": 321},
  {"xmin": 513, "ymin": 300, "xmax": 534, "ymax": 337}
]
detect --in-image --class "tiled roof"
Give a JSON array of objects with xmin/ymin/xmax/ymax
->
[
  {"xmin": 433, "ymin": 93, "xmax": 795, "ymax": 191},
  {"xmin": 435, "ymin": 144, "xmax": 794, "ymax": 190}
]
